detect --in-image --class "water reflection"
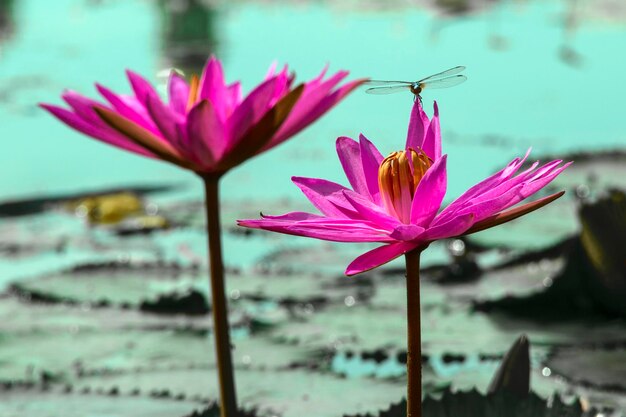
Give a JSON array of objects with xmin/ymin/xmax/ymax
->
[
  {"xmin": 158, "ymin": 0, "xmax": 216, "ymax": 75},
  {"xmin": 559, "ymin": 0, "xmax": 584, "ymax": 67},
  {"xmin": 0, "ymin": 0, "xmax": 15, "ymax": 47}
]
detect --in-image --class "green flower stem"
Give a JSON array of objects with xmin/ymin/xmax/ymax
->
[
  {"xmin": 405, "ymin": 249, "xmax": 422, "ymax": 417},
  {"xmin": 203, "ymin": 175, "xmax": 238, "ymax": 417}
]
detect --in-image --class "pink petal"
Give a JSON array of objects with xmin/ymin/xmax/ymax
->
[
  {"xmin": 228, "ymin": 77, "xmax": 278, "ymax": 145},
  {"xmin": 462, "ymin": 161, "xmax": 540, "ymax": 208},
  {"xmin": 126, "ymin": 70, "xmax": 158, "ymax": 106},
  {"xmin": 286, "ymin": 220, "xmax": 393, "ymax": 243},
  {"xmin": 291, "ymin": 176, "xmax": 355, "ymax": 218},
  {"xmin": 444, "ymin": 161, "xmax": 570, "ymax": 223},
  {"xmin": 359, "ymin": 134, "xmax": 385, "ymax": 205},
  {"xmin": 40, "ymin": 104, "xmax": 154, "ymax": 157},
  {"xmin": 258, "ymin": 211, "xmax": 324, "ymax": 221},
  {"xmin": 168, "ymin": 72, "xmax": 189, "ymax": 114},
  {"xmin": 239, "ymin": 214, "xmax": 391, "ymax": 243},
  {"xmin": 405, "ymin": 101, "xmax": 430, "ymax": 153},
  {"xmin": 389, "ymin": 224, "xmax": 425, "ymax": 241},
  {"xmin": 435, "ymin": 151, "xmax": 530, "ymax": 223},
  {"xmin": 264, "ymin": 61, "xmax": 278, "ymax": 80},
  {"xmin": 423, "ymin": 212, "xmax": 475, "ymax": 241},
  {"xmin": 225, "ymin": 82, "xmax": 242, "ymax": 115},
  {"xmin": 96, "ymin": 84, "xmax": 159, "ymax": 135},
  {"xmin": 62, "ymin": 92, "xmax": 110, "ymax": 126},
  {"xmin": 341, "ymin": 190, "xmax": 401, "ymax": 230},
  {"xmin": 455, "ymin": 184, "xmax": 524, "ymax": 223},
  {"xmin": 336, "ymin": 136, "xmax": 371, "ymax": 198},
  {"xmin": 272, "ymin": 70, "xmax": 348, "ymax": 140},
  {"xmin": 268, "ymin": 77, "xmax": 364, "ymax": 148},
  {"xmin": 238, "ymin": 211, "xmax": 324, "ymax": 229},
  {"xmin": 198, "ymin": 57, "xmax": 228, "ymax": 120},
  {"xmin": 345, "ymin": 241, "xmax": 420, "ymax": 276},
  {"xmin": 269, "ymin": 66, "xmax": 291, "ymax": 107},
  {"xmin": 423, "ymin": 101, "xmax": 441, "ymax": 160},
  {"xmin": 186, "ymin": 100, "xmax": 228, "ymax": 168},
  {"xmin": 514, "ymin": 163, "xmax": 571, "ymax": 204},
  {"xmin": 145, "ymin": 93, "xmax": 185, "ymax": 147},
  {"xmin": 410, "ymin": 155, "xmax": 447, "ymax": 227},
  {"xmin": 463, "ymin": 191, "xmax": 565, "ymax": 235}
]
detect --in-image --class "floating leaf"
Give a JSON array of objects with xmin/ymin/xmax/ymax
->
[
  {"xmin": 546, "ymin": 345, "xmax": 626, "ymax": 392},
  {"xmin": 75, "ymin": 367, "xmax": 404, "ymax": 417},
  {"xmin": 344, "ymin": 389, "xmax": 586, "ymax": 417},
  {"xmin": 0, "ymin": 384, "xmax": 200, "ymax": 417}
]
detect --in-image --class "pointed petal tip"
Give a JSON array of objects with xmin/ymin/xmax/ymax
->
[
  {"xmin": 358, "ymin": 133, "xmax": 372, "ymax": 144},
  {"xmin": 38, "ymin": 102, "xmax": 56, "ymax": 111},
  {"xmin": 344, "ymin": 241, "xmax": 419, "ymax": 276},
  {"xmin": 463, "ymin": 190, "xmax": 566, "ymax": 235},
  {"xmin": 344, "ymin": 267, "xmax": 359, "ymax": 277},
  {"xmin": 336, "ymin": 135, "xmax": 357, "ymax": 146},
  {"xmin": 125, "ymin": 68, "xmax": 139, "ymax": 80}
]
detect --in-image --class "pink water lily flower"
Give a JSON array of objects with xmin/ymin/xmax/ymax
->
[
  {"xmin": 239, "ymin": 101, "xmax": 570, "ymax": 276},
  {"xmin": 41, "ymin": 57, "xmax": 363, "ymax": 175}
]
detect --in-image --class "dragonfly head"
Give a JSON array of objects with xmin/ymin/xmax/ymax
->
[{"xmin": 409, "ymin": 83, "xmax": 423, "ymax": 97}]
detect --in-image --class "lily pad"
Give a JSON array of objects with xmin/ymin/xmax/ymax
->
[
  {"xmin": 9, "ymin": 261, "xmax": 202, "ymax": 308},
  {"xmin": 74, "ymin": 367, "xmax": 405, "ymax": 417},
  {"xmin": 344, "ymin": 389, "xmax": 586, "ymax": 417},
  {"xmin": 0, "ymin": 296, "xmax": 212, "ymax": 332},
  {"xmin": 0, "ymin": 385, "xmax": 200, "ymax": 417},
  {"xmin": 546, "ymin": 345, "xmax": 626, "ymax": 392}
]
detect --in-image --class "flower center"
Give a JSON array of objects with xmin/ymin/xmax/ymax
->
[{"xmin": 378, "ymin": 148, "xmax": 432, "ymax": 223}]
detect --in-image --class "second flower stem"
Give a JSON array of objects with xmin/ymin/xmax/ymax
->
[
  {"xmin": 405, "ymin": 249, "xmax": 422, "ymax": 417},
  {"xmin": 203, "ymin": 175, "xmax": 238, "ymax": 417}
]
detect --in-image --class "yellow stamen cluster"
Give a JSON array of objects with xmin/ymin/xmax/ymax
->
[
  {"xmin": 378, "ymin": 148, "xmax": 432, "ymax": 223},
  {"xmin": 186, "ymin": 74, "xmax": 200, "ymax": 112}
]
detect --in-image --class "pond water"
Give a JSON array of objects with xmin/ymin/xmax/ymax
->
[
  {"xmin": 0, "ymin": 1, "xmax": 625, "ymax": 416},
  {"xmin": 1, "ymin": 0, "xmax": 625, "ymax": 202}
]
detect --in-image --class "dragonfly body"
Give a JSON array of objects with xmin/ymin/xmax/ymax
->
[
  {"xmin": 409, "ymin": 83, "xmax": 423, "ymax": 96},
  {"xmin": 365, "ymin": 66, "xmax": 466, "ymax": 100}
]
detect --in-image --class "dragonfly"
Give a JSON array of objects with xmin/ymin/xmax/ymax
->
[{"xmin": 365, "ymin": 66, "xmax": 467, "ymax": 101}]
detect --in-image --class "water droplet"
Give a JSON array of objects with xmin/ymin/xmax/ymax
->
[
  {"xmin": 542, "ymin": 367, "xmax": 551, "ymax": 377},
  {"xmin": 230, "ymin": 289, "xmax": 240, "ymax": 300},
  {"xmin": 575, "ymin": 184, "xmax": 590, "ymax": 200},
  {"xmin": 344, "ymin": 296, "xmax": 356, "ymax": 307},
  {"xmin": 146, "ymin": 203, "xmax": 159, "ymax": 215},
  {"xmin": 539, "ymin": 259, "xmax": 552, "ymax": 271},
  {"xmin": 75, "ymin": 204, "xmax": 89, "ymax": 218},
  {"xmin": 448, "ymin": 239, "xmax": 466, "ymax": 256},
  {"xmin": 302, "ymin": 303, "xmax": 315, "ymax": 315},
  {"xmin": 241, "ymin": 355, "xmax": 251, "ymax": 365},
  {"xmin": 117, "ymin": 253, "xmax": 131, "ymax": 263},
  {"xmin": 543, "ymin": 277, "xmax": 553, "ymax": 287},
  {"xmin": 526, "ymin": 263, "xmax": 539, "ymax": 274}
]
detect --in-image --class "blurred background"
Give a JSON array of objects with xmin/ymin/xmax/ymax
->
[{"xmin": 0, "ymin": 0, "xmax": 624, "ymax": 416}]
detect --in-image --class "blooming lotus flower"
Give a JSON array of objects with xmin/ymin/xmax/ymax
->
[
  {"xmin": 40, "ymin": 57, "xmax": 363, "ymax": 175},
  {"xmin": 41, "ymin": 56, "xmax": 364, "ymax": 417},
  {"xmin": 239, "ymin": 101, "xmax": 571, "ymax": 276}
]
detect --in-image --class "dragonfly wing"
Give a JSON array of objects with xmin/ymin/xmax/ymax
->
[
  {"xmin": 420, "ymin": 75, "xmax": 467, "ymax": 90},
  {"xmin": 365, "ymin": 85, "xmax": 412, "ymax": 95},
  {"xmin": 417, "ymin": 66, "xmax": 466, "ymax": 83},
  {"xmin": 365, "ymin": 80, "xmax": 413, "ymax": 87}
]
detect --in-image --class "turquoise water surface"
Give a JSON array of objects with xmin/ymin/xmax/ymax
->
[
  {"xmin": 0, "ymin": 0, "xmax": 624, "ymax": 203},
  {"xmin": 0, "ymin": 2, "xmax": 625, "ymax": 415}
]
